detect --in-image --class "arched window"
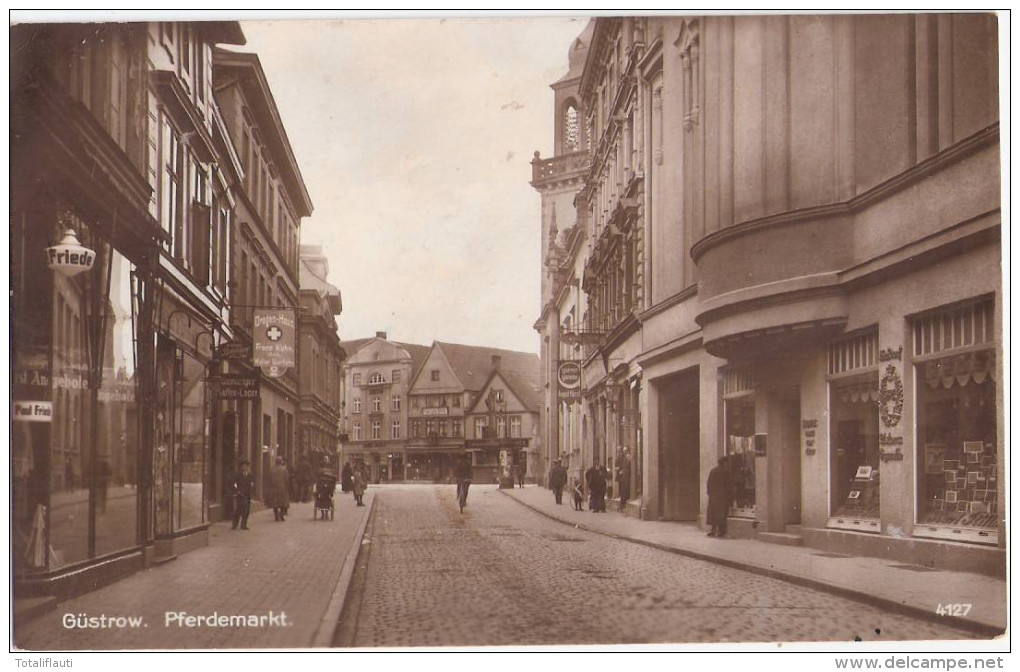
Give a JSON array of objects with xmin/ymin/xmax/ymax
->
[{"xmin": 564, "ymin": 103, "xmax": 580, "ymax": 152}]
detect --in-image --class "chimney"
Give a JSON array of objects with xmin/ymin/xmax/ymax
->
[
  {"xmin": 376, "ymin": 331, "xmax": 387, "ymax": 339},
  {"xmin": 491, "ymin": 354, "xmax": 501, "ymax": 370}
]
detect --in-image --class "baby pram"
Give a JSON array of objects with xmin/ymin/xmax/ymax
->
[{"xmin": 313, "ymin": 471, "xmax": 337, "ymax": 521}]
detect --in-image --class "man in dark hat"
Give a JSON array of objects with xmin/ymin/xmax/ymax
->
[
  {"xmin": 231, "ymin": 461, "xmax": 255, "ymax": 531},
  {"xmin": 549, "ymin": 458, "xmax": 568, "ymax": 505}
]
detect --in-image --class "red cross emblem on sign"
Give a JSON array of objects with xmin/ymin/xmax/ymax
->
[{"xmin": 266, "ymin": 326, "xmax": 283, "ymax": 342}]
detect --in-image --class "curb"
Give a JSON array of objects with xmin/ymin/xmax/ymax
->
[
  {"xmin": 500, "ymin": 490, "xmax": 1003, "ymax": 638},
  {"xmin": 309, "ymin": 493, "xmax": 376, "ymax": 648}
]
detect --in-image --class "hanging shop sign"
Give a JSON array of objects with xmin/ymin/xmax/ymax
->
[
  {"xmin": 215, "ymin": 340, "xmax": 252, "ymax": 361},
  {"xmin": 211, "ymin": 374, "xmax": 260, "ymax": 401},
  {"xmin": 47, "ymin": 229, "xmax": 96, "ymax": 277},
  {"xmin": 253, "ymin": 308, "xmax": 296, "ymax": 378},
  {"xmin": 557, "ymin": 360, "xmax": 582, "ymax": 402}
]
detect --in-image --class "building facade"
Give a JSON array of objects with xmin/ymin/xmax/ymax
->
[
  {"xmin": 10, "ymin": 20, "xmax": 336, "ymax": 602},
  {"xmin": 341, "ymin": 338, "xmax": 540, "ymax": 484},
  {"xmin": 213, "ymin": 48, "xmax": 313, "ymax": 509},
  {"xmin": 297, "ymin": 245, "xmax": 345, "ymax": 473},
  {"xmin": 534, "ymin": 15, "xmax": 1002, "ymax": 574},
  {"xmin": 11, "ymin": 21, "xmax": 248, "ymax": 595},
  {"xmin": 340, "ymin": 334, "xmax": 430, "ymax": 483}
]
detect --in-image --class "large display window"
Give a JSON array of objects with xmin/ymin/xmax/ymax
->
[
  {"xmin": 12, "ymin": 213, "xmax": 142, "ymax": 573},
  {"xmin": 724, "ymin": 396, "xmax": 756, "ymax": 516},
  {"xmin": 829, "ymin": 375, "xmax": 880, "ymax": 523},
  {"xmin": 913, "ymin": 299, "xmax": 997, "ymax": 544}
]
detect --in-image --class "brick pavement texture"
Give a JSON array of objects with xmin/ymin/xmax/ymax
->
[
  {"xmin": 339, "ymin": 485, "xmax": 973, "ymax": 648},
  {"xmin": 15, "ymin": 494, "xmax": 372, "ymax": 651}
]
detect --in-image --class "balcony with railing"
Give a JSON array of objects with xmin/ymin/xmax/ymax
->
[{"xmin": 530, "ymin": 150, "xmax": 590, "ymax": 188}]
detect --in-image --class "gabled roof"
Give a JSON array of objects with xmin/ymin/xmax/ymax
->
[
  {"xmin": 464, "ymin": 368, "xmax": 539, "ymax": 415},
  {"xmin": 432, "ymin": 342, "xmax": 541, "ymax": 411}
]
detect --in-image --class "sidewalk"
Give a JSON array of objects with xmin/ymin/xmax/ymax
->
[
  {"xmin": 14, "ymin": 493, "xmax": 374, "ymax": 651},
  {"xmin": 502, "ymin": 487, "xmax": 1006, "ymax": 636}
]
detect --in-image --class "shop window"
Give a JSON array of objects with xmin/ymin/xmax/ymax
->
[
  {"xmin": 829, "ymin": 375, "xmax": 880, "ymax": 521},
  {"xmin": 722, "ymin": 365, "xmax": 756, "ymax": 516},
  {"xmin": 174, "ymin": 351, "xmax": 207, "ymax": 531},
  {"xmin": 827, "ymin": 329, "xmax": 881, "ymax": 528},
  {"xmin": 913, "ymin": 299, "xmax": 997, "ymax": 539},
  {"xmin": 724, "ymin": 397, "xmax": 756, "ymax": 516}
]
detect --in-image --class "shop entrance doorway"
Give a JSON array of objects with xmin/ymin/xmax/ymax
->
[{"xmin": 657, "ymin": 367, "xmax": 700, "ymax": 521}]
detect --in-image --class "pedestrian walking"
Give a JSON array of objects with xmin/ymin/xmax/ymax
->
[
  {"xmin": 706, "ymin": 455, "xmax": 735, "ymax": 538},
  {"xmin": 231, "ymin": 461, "xmax": 255, "ymax": 530},
  {"xmin": 549, "ymin": 459, "xmax": 568, "ymax": 504},
  {"xmin": 515, "ymin": 463, "xmax": 526, "ymax": 488},
  {"xmin": 352, "ymin": 468, "xmax": 366, "ymax": 506},
  {"xmin": 571, "ymin": 478, "xmax": 584, "ymax": 511},
  {"xmin": 265, "ymin": 456, "xmax": 290, "ymax": 521},
  {"xmin": 587, "ymin": 461, "xmax": 607, "ymax": 512},
  {"xmin": 341, "ymin": 461, "xmax": 353, "ymax": 494},
  {"xmin": 615, "ymin": 448, "xmax": 632, "ymax": 512}
]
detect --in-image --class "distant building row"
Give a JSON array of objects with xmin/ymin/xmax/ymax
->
[{"xmin": 340, "ymin": 334, "xmax": 540, "ymax": 484}]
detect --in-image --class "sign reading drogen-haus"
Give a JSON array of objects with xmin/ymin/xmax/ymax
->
[{"xmin": 253, "ymin": 308, "xmax": 296, "ymax": 378}]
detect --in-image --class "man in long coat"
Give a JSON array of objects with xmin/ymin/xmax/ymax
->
[
  {"xmin": 266, "ymin": 456, "xmax": 290, "ymax": 522},
  {"xmin": 706, "ymin": 456, "xmax": 735, "ymax": 537},
  {"xmin": 616, "ymin": 448, "xmax": 632, "ymax": 512},
  {"xmin": 588, "ymin": 461, "xmax": 607, "ymax": 512},
  {"xmin": 549, "ymin": 459, "xmax": 568, "ymax": 505}
]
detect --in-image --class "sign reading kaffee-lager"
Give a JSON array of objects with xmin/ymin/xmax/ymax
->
[
  {"xmin": 253, "ymin": 309, "xmax": 296, "ymax": 378},
  {"xmin": 557, "ymin": 360, "xmax": 582, "ymax": 402}
]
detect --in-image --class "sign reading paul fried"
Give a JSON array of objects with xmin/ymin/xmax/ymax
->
[{"xmin": 253, "ymin": 309, "xmax": 296, "ymax": 378}]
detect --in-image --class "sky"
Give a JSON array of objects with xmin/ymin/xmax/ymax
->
[{"xmin": 237, "ymin": 16, "xmax": 589, "ymax": 353}]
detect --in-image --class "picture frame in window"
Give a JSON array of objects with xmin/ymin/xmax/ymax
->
[
  {"xmin": 967, "ymin": 471, "xmax": 979, "ymax": 485},
  {"xmin": 942, "ymin": 459, "xmax": 959, "ymax": 472},
  {"xmin": 963, "ymin": 441, "xmax": 984, "ymax": 453},
  {"xmin": 855, "ymin": 465, "xmax": 874, "ymax": 479},
  {"xmin": 945, "ymin": 490, "xmax": 958, "ymax": 503},
  {"xmin": 967, "ymin": 451, "xmax": 981, "ymax": 464},
  {"xmin": 847, "ymin": 490, "xmax": 861, "ymax": 500},
  {"xmin": 924, "ymin": 444, "xmax": 946, "ymax": 474},
  {"xmin": 945, "ymin": 471, "xmax": 957, "ymax": 485}
]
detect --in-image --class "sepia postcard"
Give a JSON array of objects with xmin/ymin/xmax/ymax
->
[{"xmin": 8, "ymin": 9, "xmax": 1009, "ymax": 665}]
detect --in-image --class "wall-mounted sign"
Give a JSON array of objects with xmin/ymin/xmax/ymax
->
[
  {"xmin": 421, "ymin": 407, "xmax": 449, "ymax": 417},
  {"xmin": 13, "ymin": 401, "xmax": 53, "ymax": 422},
  {"xmin": 211, "ymin": 374, "xmax": 260, "ymax": 400},
  {"xmin": 253, "ymin": 309, "xmax": 296, "ymax": 378},
  {"xmin": 557, "ymin": 360, "xmax": 582, "ymax": 402}
]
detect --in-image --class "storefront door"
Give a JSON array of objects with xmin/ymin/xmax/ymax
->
[{"xmin": 656, "ymin": 368, "xmax": 700, "ymax": 521}]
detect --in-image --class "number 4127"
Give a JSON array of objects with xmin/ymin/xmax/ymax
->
[{"xmin": 936, "ymin": 603, "xmax": 972, "ymax": 616}]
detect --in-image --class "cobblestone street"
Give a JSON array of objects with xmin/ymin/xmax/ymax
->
[{"xmin": 336, "ymin": 485, "xmax": 974, "ymax": 648}]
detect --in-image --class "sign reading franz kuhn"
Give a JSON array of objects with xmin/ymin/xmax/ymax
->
[{"xmin": 252, "ymin": 308, "xmax": 296, "ymax": 378}]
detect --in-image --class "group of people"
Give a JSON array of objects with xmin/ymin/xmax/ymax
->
[
  {"xmin": 229, "ymin": 457, "xmax": 369, "ymax": 530},
  {"xmin": 548, "ymin": 448, "xmax": 633, "ymax": 514}
]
